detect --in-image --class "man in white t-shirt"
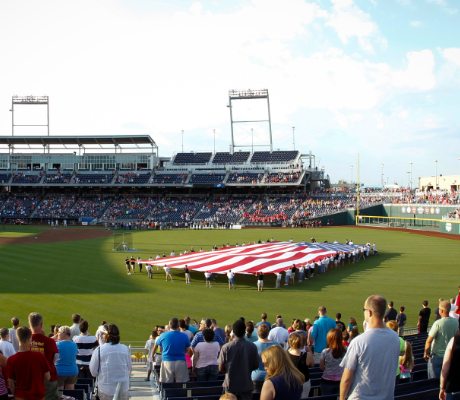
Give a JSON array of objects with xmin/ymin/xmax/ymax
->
[
  {"xmin": 289, "ymin": 238, "xmax": 293, "ymax": 243},
  {"xmin": 170, "ymin": 250, "xmax": 176, "ymax": 257},
  {"xmin": 310, "ymin": 261, "xmax": 315, "ymax": 277},
  {"xmin": 298, "ymin": 265, "xmax": 305, "ymax": 282},
  {"xmin": 268, "ymin": 318, "xmax": 289, "ymax": 348},
  {"xmin": 0, "ymin": 328, "xmax": 16, "ymax": 358},
  {"xmin": 204, "ymin": 271, "xmax": 212, "ymax": 287},
  {"xmin": 227, "ymin": 270, "xmax": 235, "ymax": 290}
]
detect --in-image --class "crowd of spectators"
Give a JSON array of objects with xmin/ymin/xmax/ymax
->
[
  {"xmin": 43, "ymin": 173, "xmax": 72, "ymax": 184},
  {"xmin": 227, "ymin": 172, "xmax": 264, "ymax": 184},
  {"xmin": 69, "ymin": 195, "xmax": 114, "ymax": 218},
  {"xmin": 150, "ymin": 174, "xmax": 188, "ymax": 184},
  {"xmin": 150, "ymin": 197, "xmax": 206, "ymax": 223},
  {"xmin": 264, "ymin": 171, "xmax": 301, "ymax": 184},
  {"xmin": 195, "ymin": 196, "xmax": 255, "ymax": 224},
  {"xmin": 74, "ymin": 174, "xmax": 113, "ymax": 184},
  {"xmin": 3, "ymin": 290, "xmax": 459, "ymax": 400},
  {"xmin": 0, "ymin": 195, "xmax": 41, "ymax": 217},
  {"xmin": 11, "ymin": 172, "xmax": 43, "ymax": 184},
  {"xmin": 34, "ymin": 195, "xmax": 77, "ymax": 218},
  {"xmin": 243, "ymin": 197, "xmax": 303, "ymax": 223},
  {"xmin": 114, "ymin": 172, "xmax": 151, "ymax": 184},
  {"xmin": 103, "ymin": 196, "xmax": 160, "ymax": 220}
]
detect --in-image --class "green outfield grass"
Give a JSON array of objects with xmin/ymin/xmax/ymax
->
[{"xmin": 0, "ymin": 226, "xmax": 457, "ymax": 342}]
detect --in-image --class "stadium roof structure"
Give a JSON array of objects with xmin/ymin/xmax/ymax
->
[{"xmin": 0, "ymin": 135, "xmax": 158, "ymax": 154}]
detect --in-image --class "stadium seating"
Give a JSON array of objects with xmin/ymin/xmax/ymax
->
[
  {"xmin": 75, "ymin": 174, "xmax": 114, "ymax": 184},
  {"xmin": 150, "ymin": 197, "xmax": 206, "ymax": 223},
  {"xmin": 12, "ymin": 173, "xmax": 42, "ymax": 184},
  {"xmin": 43, "ymin": 173, "xmax": 72, "ymax": 184},
  {"xmin": 250, "ymin": 151, "xmax": 299, "ymax": 163},
  {"xmin": 0, "ymin": 194, "xmax": 41, "ymax": 217},
  {"xmin": 226, "ymin": 172, "xmax": 264, "ymax": 184},
  {"xmin": 114, "ymin": 172, "xmax": 151, "ymax": 184},
  {"xmin": 189, "ymin": 174, "xmax": 225, "ymax": 184},
  {"xmin": 243, "ymin": 196, "xmax": 303, "ymax": 222},
  {"xmin": 173, "ymin": 152, "xmax": 212, "ymax": 165},
  {"xmin": 104, "ymin": 195, "xmax": 161, "ymax": 220},
  {"xmin": 212, "ymin": 152, "xmax": 250, "ymax": 164},
  {"xmin": 195, "ymin": 196, "xmax": 255, "ymax": 224},
  {"xmin": 0, "ymin": 173, "xmax": 11, "ymax": 183},
  {"xmin": 34, "ymin": 194, "xmax": 77, "ymax": 218},
  {"xmin": 264, "ymin": 171, "xmax": 301, "ymax": 183},
  {"xmin": 70, "ymin": 195, "xmax": 114, "ymax": 218},
  {"xmin": 151, "ymin": 174, "xmax": 188, "ymax": 184}
]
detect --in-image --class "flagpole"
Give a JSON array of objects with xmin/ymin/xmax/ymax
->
[{"xmin": 357, "ymin": 153, "xmax": 360, "ymax": 221}]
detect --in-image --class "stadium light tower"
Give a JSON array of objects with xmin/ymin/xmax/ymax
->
[
  {"xmin": 381, "ymin": 164, "xmax": 384, "ymax": 187},
  {"xmin": 213, "ymin": 129, "xmax": 215, "ymax": 153},
  {"xmin": 11, "ymin": 95, "xmax": 49, "ymax": 137},
  {"xmin": 350, "ymin": 165, "xmax": 353, "ymax": 183},
  {"xmin": 434, "ymin": 159, "xmax": 438, "ymax": 190},
  {"xmin": 409, "ymin": 162, "xmax": 413, "ymax": 190},
  {"xmin": 181, "ymin": 130, "xmax": 184, "ymax": 153},
  {"xmin": 228, "ymin": 89, "xmax": 273, "ymax": 152}
]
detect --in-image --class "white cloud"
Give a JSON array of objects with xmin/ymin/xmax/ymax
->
[
  {"xmin": 392, "ymin": 50, "xmax": 436, "ymax": 90},
  {"xmin": 326, "ymin": 0, "xmax": 387, "ymax": 53},
  {"xmin": 373, "ymin": 113, "xmax": 384, "ymax": 129},
  {"xmin": 410, "ymin": 20, "xmax": 422, "ymax": 27},
  {"xmin": 443, "ymin": 48, "xmax": 460, "ymax": 66},
  {"xmin": 399, "ymin": 109, "xmax": 409, "ymax": 119}
]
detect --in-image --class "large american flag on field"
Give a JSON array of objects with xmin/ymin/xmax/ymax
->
[{"xmin": 140, "ymin": 242, "xmax": 361, "ymax": 274}]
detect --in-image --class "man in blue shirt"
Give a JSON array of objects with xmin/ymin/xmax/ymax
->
[
  {"xmin": 255, "ymin": 313, "xmax": 271, "ymax": 330},
  {"xmin": 156, "ymin": 318, "xmax": 191, "ymax": 383},
  {"xmin": 310, "ymin": 306, "xmax": 337, "ymax": 363},
  {"xmin": 191, "ymin": 319, "xmax": 224, "ymax": 352}
]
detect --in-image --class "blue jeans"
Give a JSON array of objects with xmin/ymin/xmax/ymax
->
[
  {"xmin": 298, "ymin": 272, "xmax": 303, "ymax": 281},
  {"xmin": 196, "ymin": 364, "xmax": 219, "ymax": 381},
  {"xmin": 428, "ymin": 354, "xmax": 443, "ymax": 379},
  {"xmin": 321, "ymin": 380, "xmax": 341, "ymax": 395}
]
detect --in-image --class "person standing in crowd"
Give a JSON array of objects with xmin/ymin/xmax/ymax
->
[
  {"xmin": 386, "ymin": 321, "xmax": 406, "ymax": 384},
  {"xmin": 5, "ymin": 327, "xmax": 51, "ymax": 400},
  {"xmin": 418, "ymin": 300, "xmax": 431, "ymax": 334},
  {"xmin": 273, "ymin": 271, "xmax": 281, "ymax": 289},
  {"xmin": 310, "ymin": 307, "xmax": 337, "ymax": 363},
  {"xmin": 439, "ymin": 332, "xmax": 460, "ymax": 400},
  {"xmin": 184, "ymin": 265, "xmax": 191, "ymax": 285},
  {"xmin": 340, "ymin": 295, "xmax": 401, "ymax": 400},
  {"xmin": 252, "ymin": 324, "xmax": 280, "ymax": 392},
  {"xmin": 125, "ymin": 257, "xmax": 131, "ymax": 275},
  {"xmin": 95, "ymin": 321, "xmax": 107, "ymax": 345},
  {"xmin": 284, "ymin": 268, "xmax": 292, "ymax": 285},
  {"xmin": 69, "ymin": 313, "xmax": 82, "ymax": 339},
  {"xmin": 287, "ymin": 333, "xmax": 314, "ymax": 398},
  {"xmin": 227, "ymin": 270, "xmax": 235, "ymax": 290},
  {"xmin": 130, "ymin": 256, "xmax": 136, "ymax": 273},
  {"xmin": 146, "ymin": 263, "xmax": 153, "ymax": 279},
  {"xmin": 0, "ymin": 329, "xmax": 16, "ymax": 359},
  {"xmin": 384, "ymin": 301, "xmax": 398, "ymax": 322},
  {"xmin": 204, "ymin": 271, "xmax": 212, "ymax": 287},
  {"xmin": 397, "ymin": 307, "xmax": 407, "ymax": 337},
  {"xmin": 425, "ymin": 300, "xmax": 459, "ymax": 379},
  {"xmin": 320, "ymin": 328, "xmax": 346, "ymax": 396},
  {"xmin": 0, "ymin": 343, "xmax": 7, "ymax": 400},
  {"xmin": 298, "ymin": 264, "xmax": 304, "ymax": 282},
  {"xmin": 9, "ymin": 317, "xmax": 19, "ymax": 352},
  {"xmin": 164, "ymin": 265, "xmax": 174, "ymax": 282},
  {"xmin": 137, "ymin": 257, "xmax": 143, "ymax": 273},
  {"xmin": 156, "ymin": 318, "xmax": 191, "ymax": 383},
  {"xmin": 89, "ymin": 324, "xmax": 132, "ymax": 399},
  {"xmin": 73, "ymin": 320, "xmax": 98, "ymax": 379},
  {"xmin": 260, "ymin": 345, "xmax": 304, "ymax": 400},
  {"xmin": 218, "ymin": 319, "xmax": 259, "ymax": 400},
  {"xmin": 29, "ymin": 312, "xmax": 60, "ymax": 400},
  {"xmin": 256, "ymin": 313, "xmax": 271, "ymax": 330},
  {"xmin": 268, "ymin": 318, "xmax": 290, "ymax": 349},
  {"xmin": 211, "ymin": 319, "xmax": 226, "ymax": 343},
  {"xmin": 193, "ymin": 329, "xmax": 220, "ymax": 381},
  {"xmin": 435, "ymin": 298, "xmax": 444, "ymax": 321},
  {"xmin": 191, "ymin": 319, "xmax": 224, "ymax": 351},
  {"xmin": 55, "ymin": 326, "xmax": 79, "ymax": 390},
  {"xmin": 257, "ymin": 272, "xmax": 264, "ymax": 292},
  {"xmin": 335, "ymin": 314, "xmax": 346, "ymax": 332}
]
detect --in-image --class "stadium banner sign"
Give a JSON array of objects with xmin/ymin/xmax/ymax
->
[
  {"xmin": 82, "ymin": 222, "xmax": 88, "ymax": 226},
  {"xmin": 232, "ymin": 224, "xmax": 242, "ymax": 229},
  {"xmin": 214, "ymin": 184, "xmax": 225, "ymax": 188},
  {"xmin": 401, "ymin": 207, "xmax": 406, "ymax": 213}
]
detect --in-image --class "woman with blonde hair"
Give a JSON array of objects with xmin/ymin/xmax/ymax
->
[
  {"xmin": 261, "ymin": 345, "xmax": 305, "ymax": 400},
  {"xmin": 224, "ymin": 324, "xmax": 232, "ymax": 343},
  {"xmin": 319, "ymin": 328, "xmax": 346, "ymax": 395},
  {"xmin": 287, "ymin": 333, "xmax": 314, "ymax": 398},
  {"xmin": 399, "ymin": 341, "xmax": 414, "ymax": 381}
]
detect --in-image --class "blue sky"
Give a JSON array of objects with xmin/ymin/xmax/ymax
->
[{"xmin": 0, "ymin": 0, "xmax": 459, "ymax": 186}]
